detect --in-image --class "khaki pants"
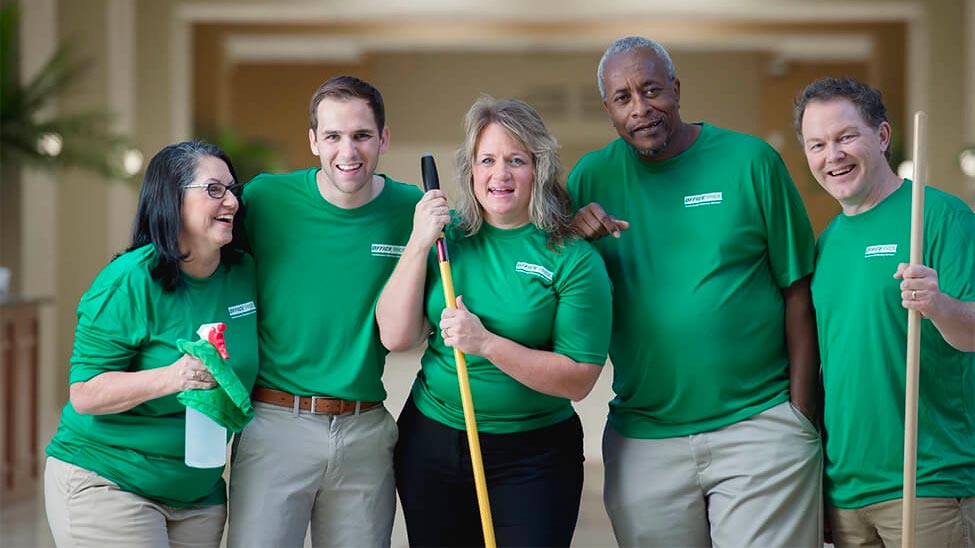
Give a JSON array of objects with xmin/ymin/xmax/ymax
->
[
  {"xmin": 829, "ymin": 497, "xmax": 975, "ymax": 547},
  {"xmin": 44, "ymin": 456, "xmax": 226, "ymax": 548},
  {"xmin": 603, "ymin": 401, "xmax": 824, "ymax": 548},
  {"xmin": 227, "ymin": 402, "xmax": 398, "ymax": 548}
]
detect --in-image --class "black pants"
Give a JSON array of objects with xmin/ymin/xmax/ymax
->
[{"xmin": 395, "ymin": 397, "xmax": 585, "ymax": 548}]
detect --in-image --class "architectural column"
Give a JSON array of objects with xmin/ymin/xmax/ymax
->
[
  {"xmin": 965, "ymin": 0, "xmax": 975, "ymax": 204},
  {"xmin": 106, "ymin": 0, "xmax": 138, "ymax": 251},
  {"xmin": 19, "ymin": 0, "xmax": 60, "ymax": 447}
]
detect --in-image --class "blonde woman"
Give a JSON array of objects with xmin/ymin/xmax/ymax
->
[{"xmin": 377, "ymin": 96, "xmax": 612, "ymax": 547}]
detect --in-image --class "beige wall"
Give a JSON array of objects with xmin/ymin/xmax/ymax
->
[
  {"xmin": 54, "ymin": 0, "xmax": 113, "ymax": 399},
  {"xmin": 135, "ymin": 1, "xmax": 180, "ymax": 159},
  {"xmin": 762, "ymin": 60, "xmax": 871, "ymax": 234},
  {"xmin": 212, "ymin": 34, "xmax": 897, "ymax": 235},
  {"xmin": 230, "ymin": 62, "xmax": 367, "ymax": 170},
  {"xmin": 1, "ymin": 165, "xmax": 22, "ymax": 294},
  {"xmin": 923, "ymin": 0, "xmax": 966, "ymax": 188},
  {"xmin": 11, "ymin": 0, "xmax": 973, "ymax": 413},
  {"xmin": 220, "ymin": 49, "xmax": 765, "ymax": 199},
  {"xmin": 172, "ymin": 0, "xmax": 971, "ymax": 197}
]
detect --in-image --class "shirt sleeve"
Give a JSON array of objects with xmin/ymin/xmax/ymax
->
[
  {"xmin": 757, "ymin": 147, "xmax": 816, "ymax": 288},
  {"xmin": 926, "ymin": 198, "xmax": 975, "ymax": 301},
  {"xmin": 551, "ymin": 242, "xmax": 613, "ymax": 365},
  {"xmin": 69, "ymin": 279, "xmax": 149, "ymax": 383},
  {"xmin": 566, "ymin": 159, "xmax": 589, "ymax": 210}
]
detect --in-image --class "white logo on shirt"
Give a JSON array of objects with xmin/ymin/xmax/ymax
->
[
  {"xmin": 684, "ymin": 192, "xmax": 723, "ymax": 207},
  {"xmin": 864, "ymin": 244, "xmax": 898, "ymax": 258},
  {"xmin": 371, "ymin": 244, "xmax": 406, "ymax": 258},
  {"xmin": 515, "ymin": 261, "xmax": 553, "ymax": 282},
  {"xmin": 228, "ymin": 301, "xmax": 256, "ymax": 319}
]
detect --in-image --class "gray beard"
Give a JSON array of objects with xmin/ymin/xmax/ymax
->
[{"xmin": 633, "ymin": 138, "xmax": 670, "ymax": 158}]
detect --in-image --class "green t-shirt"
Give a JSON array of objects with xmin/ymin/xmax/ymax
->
[
  {"xmin": 46, "ymin": 244, "xmax": 259, "ymax": 507},
  {"xmin": 243, "ymin": 168, "xmax": 422, "ymax": 400},
  {"xmin": 567, "ymin": 124, "xmax": 815, "ymax": 438},
  {"xmin": 412, "ymin": 223, "xmax": 612, "ymax": 434},
  {"xmin": 813, "ymin": 180, "xmax": 975, "ymax": 509}
]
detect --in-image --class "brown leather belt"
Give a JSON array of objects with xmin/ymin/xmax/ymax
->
[{"xmin": 252, "ymin": 387, "xmax": 380, "ymax": 415}]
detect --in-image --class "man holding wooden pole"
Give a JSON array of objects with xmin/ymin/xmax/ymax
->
[{"xmin": 795, "ymin": 77, "xmax": 975, "ymax": 548}]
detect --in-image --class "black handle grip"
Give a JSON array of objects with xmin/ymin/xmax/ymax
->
[{"xmin": 421, "ymin": 153, "xmax": 440, "ymax": 192}]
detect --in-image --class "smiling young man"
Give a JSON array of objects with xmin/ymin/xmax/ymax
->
[
  {"xmin": 566, "ymin": 36, "xmax": 823, "ymax": 546},
  {"xmin": 227, "ymin": 76, "xmax": 422, "ymax": 548},
  {"xmin": 796, "ymin": 77, "xmax": 975, "ymax": 548}
]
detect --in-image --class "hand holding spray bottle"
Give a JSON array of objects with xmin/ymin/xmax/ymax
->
[{"xmin": 184, "ymin": 323, "xmax": 229, "ymax": 468}]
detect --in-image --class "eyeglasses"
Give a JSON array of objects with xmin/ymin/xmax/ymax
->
[{"xmin": 183, "ymin": 182, "xmax": 241, "ymax": 199}]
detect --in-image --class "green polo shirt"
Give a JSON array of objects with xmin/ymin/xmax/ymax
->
[
  {"xmin": 813, "ymin": 180, "xmax": 975, "ymax": 508},
  {"xmin": 413, "ymin": 223, "xmax": 612, "ymax": 433},
  {"xmin": 568, "ymin": 124, "xmax": 815, "ymax": 438},
  {"xmin": 47, "ymin": 244, "xmax": 258, "ymax": 506},
  {"xmin": 243, "ymin": 168, "xmax": 422, "ymax": 400}
]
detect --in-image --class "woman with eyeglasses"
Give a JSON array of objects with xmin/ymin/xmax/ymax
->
[{"xmin": 44, "ymin": 141, "xmax": 258, "ymax": 547}]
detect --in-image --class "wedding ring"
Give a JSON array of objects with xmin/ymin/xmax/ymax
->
[{"xmin": 912, "ymin": 289, "xmax": 917, "ymax": 300}]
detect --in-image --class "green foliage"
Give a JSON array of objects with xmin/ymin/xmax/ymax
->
[
  {"xmin": 201, "ymin": 128, "xmax": 285, "ymax": 184},
  {"xmin": 0, "ymin": 5, "xmax": 136, "ymax": 182}
]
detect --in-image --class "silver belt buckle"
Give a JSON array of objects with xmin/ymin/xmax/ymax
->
[{"xmin": 310, "ymin": 396, "xmax": 331, "ymax": 414}]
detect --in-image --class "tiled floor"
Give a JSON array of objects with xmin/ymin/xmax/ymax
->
[
  {"xmin": 1, "ymin": 492, "xmax": 52, "ymax": 548},
  {"xmin": 0, "ymin": 348, "xmax": 618, "ymax": 547}
]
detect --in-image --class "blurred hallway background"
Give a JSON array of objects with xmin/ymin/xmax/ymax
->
[{"xmin": 2, "ymin": 0, "xmax": 974, "ymax": 545}]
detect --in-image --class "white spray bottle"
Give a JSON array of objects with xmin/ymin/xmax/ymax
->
[{"xmin": 184, "ymin": 323, "xmax": 228, "ymax": 468}]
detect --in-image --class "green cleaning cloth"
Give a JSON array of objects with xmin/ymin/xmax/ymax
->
[{"xmin": 175, "ymin": 338, "xmax": 254, "ymax": 432}]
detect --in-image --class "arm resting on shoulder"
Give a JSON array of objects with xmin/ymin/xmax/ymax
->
[{"xmin": 570, "ymin": 202, "xmax": 629, "ymax": 241}]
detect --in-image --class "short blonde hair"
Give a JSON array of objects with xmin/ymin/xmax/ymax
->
[{"xmin": 454, "ymin": 95, "xmax": 575, "ymax": 248}]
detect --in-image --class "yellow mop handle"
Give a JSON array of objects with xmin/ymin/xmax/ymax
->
[
  {"xmin": 437, "ymin": 255, "xmax": 496, "ymax": 548},
  {"xmin": 422, "ymin": 151, "xmax": 495, "ymax": 547}
]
